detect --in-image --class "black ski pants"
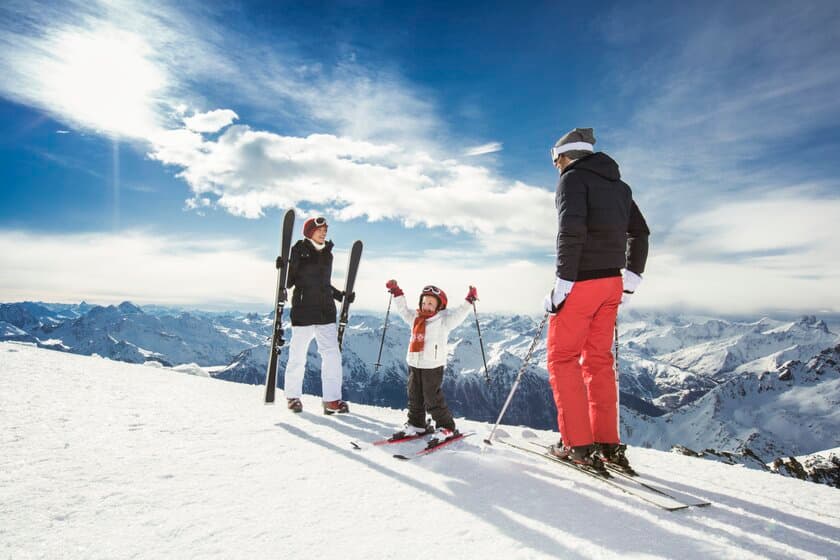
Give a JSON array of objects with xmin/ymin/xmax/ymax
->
[{"xmin": 407, "ymin": 366, "xmax": 455, "ymax": 431}]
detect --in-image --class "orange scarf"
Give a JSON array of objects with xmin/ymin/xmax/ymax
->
[{"xmin": 409, "ymin": 309, "xmax": 438, "ymax": 353}]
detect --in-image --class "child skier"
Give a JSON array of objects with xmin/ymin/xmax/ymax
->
[{"xmin": 385, "ymin": 280, "xmax": 478, "ymax": 443}]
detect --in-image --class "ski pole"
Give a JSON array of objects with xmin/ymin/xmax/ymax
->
[
  {"xmin": 471, "ymin": 301, "xmax": 490, "ymax": 384},
  {"xmin": 614, "ymin": 320, "xmax": 619, "ymax": 373},
  {"xmin": 614, "ymin": 318, "xmax": 620, "ymax": 435},
  {"xmin": 484, "ymin": 312, "xmax": 549, "ymax": 444},
  {"xmin": 374, "ymin": 294, "xmax": 393, "ymax": 371}
]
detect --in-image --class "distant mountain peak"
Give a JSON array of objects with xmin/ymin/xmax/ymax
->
[{"xmin": 117, "ymin": 302, "xmax": 143, "ymax": 314}]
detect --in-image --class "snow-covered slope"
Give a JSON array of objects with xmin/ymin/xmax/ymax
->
[{"xmin": 1, "ymin": 342, "xmax": 838, "ymax": 559}]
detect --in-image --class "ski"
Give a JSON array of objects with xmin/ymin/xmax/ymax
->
[
  {"xmin": 493, "ymin": 439, "xmax": 692, "ymax": 511},
  {"xmin": 394, "ymin": 431, "xmax": 474, "ymax": 460},
  {"xmin": 603, "ymin": 463, "xmax": 712, "ymax": 508},
  {"xmin": 526, "ymin": 442, "xmax": 711, "ymax": 508},
  {"xmin": 263, "ymin": 209, "xmax": 296, "ymax": 404},
  {"xmin": 350, "ymin": 430, "xmax": 433, "ymax": 449},
  {"xmin": 337, "ymin": 240, "xmax": 363, "ymax": 352}
]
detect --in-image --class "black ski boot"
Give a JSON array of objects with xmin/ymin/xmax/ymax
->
[
  {"xmin": 596, "ymin": 443, "xmax": 635, "ymax": 475},
  {"xmin": 548, "ymin": 441, "xmax": 607, "ymax": 474}
]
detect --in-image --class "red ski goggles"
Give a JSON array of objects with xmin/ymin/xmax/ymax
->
[{"xmin": 422, "ymin": 285, "xmax": 442, "ymax": 295}]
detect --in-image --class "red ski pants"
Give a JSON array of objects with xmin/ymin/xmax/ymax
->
[{"xmin": 546, "ymin": 276, "xmax": 622, "ymax": 447}]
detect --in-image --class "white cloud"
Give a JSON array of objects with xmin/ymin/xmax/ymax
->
[
  {"xmin": 0, "ymin": 231, "xmax": 270, "ymax": 307},
  {"xmin": 5, "ymin": 211, "xmax": 837, "ymax": 315},
  {"xmin": 464, "ymin": 142, "xmax": 503, "ymax": 157},
  {"xmin": 183, "ymin": 109, "xmax": 238, "ymax": 133},
  {"xmin": 641, "ymin": 192, "xmax": 840, "ymax": 313},
  {"xmin": 149, "ymin": 125, "xmax": 556, "ymax": 242}
]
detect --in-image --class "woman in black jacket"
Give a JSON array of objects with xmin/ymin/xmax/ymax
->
[{"xmin": 283, "ymin": 216, "xmax": 353, "ymax": 414}]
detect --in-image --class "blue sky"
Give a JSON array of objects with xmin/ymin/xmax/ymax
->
[{"xmin": 1, "ymin": 0, "xmax": 839, "ymax": 314}]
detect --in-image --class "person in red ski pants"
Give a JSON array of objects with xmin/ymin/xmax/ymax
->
[{"xmin": 544, "ymin": 127, "xmax": 649, "ymax": 471}]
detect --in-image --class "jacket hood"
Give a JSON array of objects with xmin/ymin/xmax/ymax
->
[{"xmin": 564, "ymin": 152, "xmax": 621, "ymax": 181}]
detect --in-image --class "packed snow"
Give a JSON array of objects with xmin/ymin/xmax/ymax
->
[{"xmin": 2, "ymin": 342, "xmax": 838, "ymax": 559}]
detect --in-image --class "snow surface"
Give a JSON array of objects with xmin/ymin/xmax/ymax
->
[{"xmin": 2, "ymin": 342, "xmax": 839, "ymax": 560}]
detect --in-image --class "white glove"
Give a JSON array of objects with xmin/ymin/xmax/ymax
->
[
  {"xmin": 544, "ymin": 277, "xmax": 575, "ymax": 313},
  {"xmin": 622, "ymin": 270, "xmax": 643, "ymax": 305}
]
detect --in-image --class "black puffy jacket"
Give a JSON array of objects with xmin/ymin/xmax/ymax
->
[
  {"xmin": 287, "ymin": 239, "xmax": 343, "ymax": 326},
  {"xmin": 555, "ymin": 152, "xmax": 649, "ymax": 281}
]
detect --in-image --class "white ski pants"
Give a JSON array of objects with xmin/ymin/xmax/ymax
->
[{"xmin": 283, "ymin": 322, "xmax": 343, "ymax": 401}]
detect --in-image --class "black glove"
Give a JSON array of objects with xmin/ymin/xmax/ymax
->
[{"xmin": 345, "ymin": 291, "xmax": 356, "ymax": 304}]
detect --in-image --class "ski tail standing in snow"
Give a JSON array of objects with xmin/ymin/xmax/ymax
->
[
  {"xmin": 544, "ymin": 127, "xmax": 649, "ymax": 472},
  {"xmin": 386, "ymin": 280, "xmax": 478, "ymax": 444},
  {"xmin": 283, "ymin": 216, "xmax": 355, "ymax": 415}
]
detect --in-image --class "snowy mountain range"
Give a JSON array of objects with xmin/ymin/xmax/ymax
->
[{"xmin": 2, "ymin": 300, "xmax": 838, "ymax": 482}]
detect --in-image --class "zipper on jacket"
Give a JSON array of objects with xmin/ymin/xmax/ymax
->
[{"xmin": 435, "ymin": 345, "xmax": 438, "ymax": 359}]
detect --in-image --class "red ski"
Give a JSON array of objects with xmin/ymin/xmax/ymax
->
[
  {"xmin": 350, "ymin": 430, "xmax": 432, "ymax": 450},
  {"xmin": 393, "ymin": 431, "xmax": 474, "ymax": 460}
]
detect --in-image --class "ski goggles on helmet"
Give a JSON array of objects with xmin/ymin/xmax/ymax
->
[
  {"xmin": 422, "ymin": 285, "xmax": 442, "ymax": 295},
  {"xmin": 313, "ymin": 216, "xmax": 327, "ymax": 227}
]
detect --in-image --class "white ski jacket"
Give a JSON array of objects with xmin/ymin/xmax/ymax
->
[{"xmin": 393, "ymin": 295, "xmax": 472, "ymax": 369}]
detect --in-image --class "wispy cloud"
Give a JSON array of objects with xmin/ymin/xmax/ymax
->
[
  {"xmin": 464, "ymin": 142, "xmax": 503, "ymax": 157},
  {"xmin": 0, "ymin": 3, "xmax": 173, "ymax": 139},
  {"xmin": 600, "ymin": 3, "xmax": 840, "ymax": 233}
]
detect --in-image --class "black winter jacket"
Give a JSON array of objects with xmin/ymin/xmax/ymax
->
[
  {"xmin": 287, "ymin": 239, "xmax": 343, "ymax": 326},
  {"xmin": 555, "ymin": 152, "xmax": 649, "ymax": 281}
]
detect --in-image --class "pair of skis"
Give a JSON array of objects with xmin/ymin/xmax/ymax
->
[
  {"xmin": 350, "ymin": 431, "xmax": 474, "ymax": 460},
  {"xmin": 263, "ymin": 209, "xmax": 363, "ymax": 404},
  {"xmin": 493, "ymin": 438, "xmax": 711, "ymax": 511}
]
